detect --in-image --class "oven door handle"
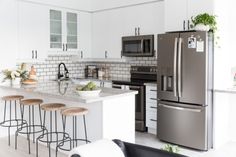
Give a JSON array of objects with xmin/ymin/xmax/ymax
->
[
  {"xmin": 112, "ymin": 84, "xmax": 122, "ymax": 88},
  {"xmin": 129, "ymin": 85, "xmax": 142, "ymax": 90}
]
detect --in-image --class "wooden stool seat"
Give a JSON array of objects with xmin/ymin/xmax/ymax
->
[
  {"xmin": 61, "ymin": 107, "xmax": 88, "ymax": 116},
  {"xmin": 2, "ymin": 95, "xmax": 24, "ymax": 101},
  {"xmin": 41, "ymin": 103, "xmax": 66, "ymax": 111},
  {"xmin": 21, "ymin": 99, "xmax": 43, "ymax": 106}
]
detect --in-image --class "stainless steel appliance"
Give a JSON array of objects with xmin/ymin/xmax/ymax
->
[
  {"xmin": 112, "ymin": 66, "xmax": 157, "ymax": 131},
  {"xmin": 122, "ymin": 35, "xmax": 154, "ymax": 57},
  {"xmin": 157, "ymin": 31, "xmax": 213, "ymax": 150}
]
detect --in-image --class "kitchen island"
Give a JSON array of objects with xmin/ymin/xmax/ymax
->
[{"xmin": 0, "ymin": 80, "xmax": 137, "ymax": 143}]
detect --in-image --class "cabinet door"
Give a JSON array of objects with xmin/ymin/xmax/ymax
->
[
  {"xmin": 66, "ymin": 12, "xmax": 78, "ymax": 50},
  {"xmin": 164, "ymin": 0, "xmax": 187, "ymax": 32},
  {"xmin": 78, "ymin": 12, "xmax": 92, "ymax": 58},
  {"xmin": 18, "ymin": 1, "xmax": 49, "ymax": 61},
  {"xmin": 50, "ymin": 9, "xmax": 63, "ymax": 50},
  {"xmin": 0, "ymin": 0, "xmax": 18, "ymax": 69},
  {"xmin": 187, "ymin": 0, "xmax": 214, "ymax": 19},
  {"xmin": 91, "ymin": 12, "xmax": 110, "ymax": 58}
]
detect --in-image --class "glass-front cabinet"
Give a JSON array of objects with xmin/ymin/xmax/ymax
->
[{"xmin": 50, "ymin": 9, "xmax": 78, "ymax": 52}]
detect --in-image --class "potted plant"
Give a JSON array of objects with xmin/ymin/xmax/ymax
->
[
  {"xmin": 161, "ymin": 144, "xmax": 180, "ymax": 154},
  {"xmin": 191, "ymin": 13, "xmax": 217, "ymax": 33},
  {"xmin": 2, "ymin": 64, "xmax": 28, "ymax": 85}
]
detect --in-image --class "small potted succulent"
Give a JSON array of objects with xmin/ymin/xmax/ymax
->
[{"xmin": 191, "ymin": 13, "xmax": 217, "ymax": 33}]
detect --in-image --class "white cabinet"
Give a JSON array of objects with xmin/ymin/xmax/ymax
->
[
  {"xmin": 0, "ymin": 0, "xmax": 18, "ymax": 69},
  {"xmin": 49, "ymin": 9, "xmax": 79, "ymax": 53},
  {"xmin": 145, "ymin": 84, "xmax": 157, "ymax": 135},
  {"xmin": 78, "ymin": 12, "xmax": 92, "ymax": 59},
  {"xmin": 92, "ymin": 1, "xmax": 164, "ymax": 59},
  {"xmin": 164, "ymin": 0, "xmax": 214, "ymax": 32},
  {"xmin": 18, "ymin": 1, "xmax": 49, "ymax": 62}
]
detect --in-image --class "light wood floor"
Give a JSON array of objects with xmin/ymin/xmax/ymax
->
[{"xmin": 0, "ymin": 135, "xmax": 68, "ymax": 157}]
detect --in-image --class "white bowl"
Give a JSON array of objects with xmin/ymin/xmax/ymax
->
[{"xmin": 76, "ymin": 89, "xmax": 101, "ymax": 97}]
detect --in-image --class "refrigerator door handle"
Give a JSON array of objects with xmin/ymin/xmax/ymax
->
[
  {"xmin": 173, "ymin": 38, "xmax": 178, "ymax": 97},
  {"xmin": 178, "ymin": 38, "xmax": 183, "ymax": 97},
  {"xmin": 159, "ymin": 104, "xmax": 202, "ymax": 113}
]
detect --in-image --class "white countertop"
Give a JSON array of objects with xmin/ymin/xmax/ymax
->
[
  {"xmin": 0, "ymin": 80, "xmax": 137, "ymax": 103},
  {"xmin": 214, "ymin": 87, "xmax": 236, "ymax": 94}
]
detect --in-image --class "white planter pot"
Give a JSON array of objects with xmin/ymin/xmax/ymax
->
[
  {"xmin": 194, "ymin": 24, "xmax": 210, "ymax": 31},
  {"xmin": 12, "ymin": 78, "xmax": 21, "ymax": 85}
]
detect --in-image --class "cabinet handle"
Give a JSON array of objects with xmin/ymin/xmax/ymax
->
[
  {"xmin": 150, "ymin": 119, "xmax": 157, "ymax": 122},
  {"xmin": 135, "ymin": 27, "xmax": 137, "ymax": 36},
  {"xmin": 65, "ymin": 43, "xmax": 68, "ymax": 51},
  {"xmin": 150, "ymin": 89, "xmax": 157, "ymax": 92},
  {"xmin": 81, "ymin": 51, "xmax": 83, "ymax": 59},
  {"xmin": 32, "ymin": 50, "xmax": 34, "ymax": 59},
  {"xmin": 35, "ymin": 50, "xmax": 37, "ymax": 59},
  {"xmin": 150, "ymin": 98, "xmax": 157, "ymax": 101},
  {"xmin": 138, "ymin": 27, "xmax": 140, "ymax": 35},
  {"xmin": 150, "ymin": 106, "xmax": 157, "ymax": 109},
  {"xmin": 183, "ymin": 20, "xmax": 186, "ymax": 30},
  {"xmin": 187, "ymin": 20, "xmax": 190, "ymax": 30},
  {"xmin": 105, "ymin": 51, "xmax": 108, "ymax": 58},
  {"xmin": 63, "ymin": 44, "xmax": 65, "ymax": 51}
]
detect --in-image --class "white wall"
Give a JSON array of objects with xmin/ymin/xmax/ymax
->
[
  {"xmin": 20, "ymin": 0, "xmax": 92, "ymax": 11},
  {"xmin": 91, "ymin": 0, "xmax": 161, "ymax": 11}
]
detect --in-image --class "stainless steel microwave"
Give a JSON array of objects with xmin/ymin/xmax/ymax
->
[{"xmin": 122, "ymin": 35, "xmax": 154, "ymax": 57}]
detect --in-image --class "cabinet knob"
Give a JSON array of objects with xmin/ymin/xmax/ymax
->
[
  {"xmin": 105, "ymin": 51, "xmax": 108, "ymax": 58},
  {"xmin": 35, "ymin": 50, "xmax": 37, "ymax": 59},
  {"xmin": 32, "ymin": 50, "xmax": 34, "ymax": 59},
  {"xmin": 81, "ymin": 51, "xmax": 83, "ymax": 59},
  {"xmin": 63, "ymin": 44, "xmax": 65, "ymax": 51},
  {"xmin": 183, "ymin": 20, "xmax": 186, "ymax": 30}
]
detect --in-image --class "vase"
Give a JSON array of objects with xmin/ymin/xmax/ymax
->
[
  {"xmin": 194, "ymin": 24, "xmax": 210, "ymax": 31},
  {"xmin": 12, "ymin": 78, "xmax": 21, "ymax": 85}
]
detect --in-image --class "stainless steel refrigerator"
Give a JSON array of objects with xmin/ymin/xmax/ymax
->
[{"xmin": 157, "ymin": 31, "xmax": 213, "ymax": 150}]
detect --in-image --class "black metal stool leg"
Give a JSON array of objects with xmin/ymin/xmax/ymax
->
[
  {"xmin": 83, "ymin": 115, "xmax": 88, "ymax": 144},
  {"xmin": 8, "ymin": 100, "xmax": 12, "ymax": 146},
  {"xmin": 32, "ymin": 105, "xmax": 35, "ymax": 143},
  {"xmin": 28, "ymin": 105, "xmax": 31, "ymax": 154}
]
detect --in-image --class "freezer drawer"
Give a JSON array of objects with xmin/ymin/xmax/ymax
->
[{"xmin": 157, "ymin": 101, "xmax": 208, "ymax": 150}]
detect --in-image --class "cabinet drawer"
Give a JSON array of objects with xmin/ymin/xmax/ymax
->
[
  {"xmin": 146, "ymin": 102, "xmax": 157, "ymax": 110},
  {"xmin": 146, "ymin": 93, "xmax": 157, "ymax": 103},
  {"xmin": 146, "ymin": 85, "xmax": 157, "ymax": 93},
  {"xmin": 146, "ymin": 110, "xmax": 157, "ymax": 129}
]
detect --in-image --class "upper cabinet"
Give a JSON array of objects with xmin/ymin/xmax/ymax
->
[
  {"xmin": 18, "ymin": 1, "xmax": 49, "ymax": 61},
  {"xmin": 164, "ymin": 0, "xmax": 214, "ymax": 32},
  {"xmin": 49, "ymin": 9, "xmax": 78, "ymax": 53},
  {"xmin": 0, "ymin": 0, "xmax": 18, "ymax": 69},
  {"xmin": 91, "ymin": 1, "xmax": 164, "ymax": 59}
]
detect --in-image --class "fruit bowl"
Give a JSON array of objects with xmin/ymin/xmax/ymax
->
[
  {"xmin": 76, "ymin": 89, "xmax": 101, "ymax": 97},
  {"xmin": 75, "ymin": 81, "xmax": 101, "ymax": 97}
]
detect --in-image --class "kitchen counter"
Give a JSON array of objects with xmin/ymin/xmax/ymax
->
[
  {"xmin": 0, "ymin": 80, "xmax": 136, "ymax": 143},
  {"xmin": 73, "ymin": 76, "xmax": 131, "ymax": 83},
  {"xmin": 0, "ymin": 80, "xmax": 137, "ymax": 103},
  {"xmin": 214, "ymin": 87, "xmax": 236, "ymax": 94}
]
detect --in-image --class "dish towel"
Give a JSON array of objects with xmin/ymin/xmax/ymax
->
[{"xmin": 69, "ymin": 139, "xmax": 125, "ymax": 157}]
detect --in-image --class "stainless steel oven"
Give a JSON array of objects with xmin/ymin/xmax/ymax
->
[{"xmin": 112, "ymin": 66, "xmax": 157, "ymax": 132}]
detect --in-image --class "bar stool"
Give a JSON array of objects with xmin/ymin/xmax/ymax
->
[
  {"xmin": 56, "ymin": 107, "xmax": 90, "ymax": 157},
  {"xmin": 15, "ymin": 99, "xmax": 47, "ymax": 154},
  {"xmin": 0, "ymin": 95, "xmax": 27, "ymax": 146},
  {"xmin": 36, "ymin": 103, "xmax": 70, "ymax": 157}
]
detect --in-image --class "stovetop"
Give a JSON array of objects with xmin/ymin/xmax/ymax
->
[{"xmin": 112, "ymin": 66, "xmax": 157, "ymax": 86}]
